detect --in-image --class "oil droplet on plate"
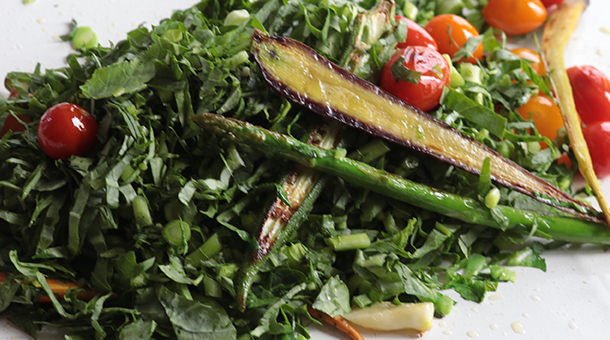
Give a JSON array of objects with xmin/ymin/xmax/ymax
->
[
  {"xmin": 488, "ymin": 294, "xmax": 504, "ymax": 301},
  {"xmin": 530, "ymin": 295, "xmax": 540, "ymax": 302},
  {"xmin": 511, "ymin": 321, "xmax": 526, "ymax": 334},
  {"xmin": 467, "ymin": 330, "xmax": 479, "ymax": 338},
  {"xmin": 569, "ymin": 322, "xmax": 578, "ymax": 330},
  {"xmin": 438, "ymin": 321, "xmax": 447, "ymax": 327},
  {"xmin": 37, "ymin": 18, "xmax": 46, "ymax": 24},
  {"xmin": 471, "ymin": 307, "xmax": 480, "ymax": 313},
  {"xmin": 442, "ymin": 330, "xmax": 453, "ymax": 335},
  {"xmin": 490, "ymin": 323, "xmax": 499, "ymax": 330},
  {"xmin": 522, "ymin": 312, "xmax": 530, "ymax": 318}
]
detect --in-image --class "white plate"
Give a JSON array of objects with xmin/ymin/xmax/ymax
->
[{"xmin": 1, "ymin": 1, "xmax": 610, "ymax": 339}]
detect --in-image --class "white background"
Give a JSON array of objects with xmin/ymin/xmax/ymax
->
[{"xmin": 1, "ymin": 0, "xmax": 610, "ymax": 339}]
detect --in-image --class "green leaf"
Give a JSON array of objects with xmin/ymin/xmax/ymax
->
[
  {"xmin": 441, "ymin": 87, "xmax": 507, "ymax": 137},
  {"xmin": 505, "ymin": 246, "xmax": 547, "ymax": 271},
  {"xmin": 119, "ymin": 319, "xmax": 157, "ymax": 340},
  {"xmin": 390, "ymin": 56, "xmax": 422, "ymax": 84},
  {"xmin": 478, "ymin": 157, "xmax": 492, "ymax": 197},
  {"xmin": 251, "ymin": 283, "xmax": 308, "ymax": 337},
  {"xmin": 312, "ymin": 276, "xmax": 351, "ymax": 317},
  {"xmin": 446, "ymin": 275, "xmax": 487, "ymax": 303},
  {"xmin": 80, "ymin": 57, "xmax": 156, "ymax": 99},
  {"xmin": 157, "ymin": 286, "xmax": 236, "ymax": 340}
]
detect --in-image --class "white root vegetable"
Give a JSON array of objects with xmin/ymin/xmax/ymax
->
[{"xmin": 342, "ymin": 301, "xmax": 434, "ymax": 333}]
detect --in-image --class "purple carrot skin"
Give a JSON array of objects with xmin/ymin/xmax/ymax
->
[{"xmin": 250, "ymin": 29, "xmax": 603, "ymax": 223}]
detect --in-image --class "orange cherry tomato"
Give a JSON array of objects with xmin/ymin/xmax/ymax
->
[
  {"xmin": 516, "ymin": 94, "xmax": 564, "ymax": 148},
  {"xmin": 424, "ymin": 14, "xmax": 483, "ymax": 64},
  {"xmin": 395, "ymin": 16, "xmax": 438, "ymax": 50},
  {"xmin": 380, "ymin": 46, "xmax": 450, "ymax": 112},
  {"xmin": 557, "ymin": 152, "xmax": 572, "ymax": 169},
  {"xmin": 510, "ymin": 48, "xmax": 546, "ymax": 76},
  {"xmin": 567, "ymin": 65, "xmax": 610, "ymax": 125},
  {"xmin": 482, "ymin": 0, "xmax": 547, "ymax": 36}
]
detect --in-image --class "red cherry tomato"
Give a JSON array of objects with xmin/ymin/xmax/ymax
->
[
  {"xmin": 1, "ymin": 89, "xmax": 30, "ymax": 137},
  {"xmin": 380, "ymin": 46, "xmax": 450, "ymax": 112},
  {"xmin": 510, "ymin": 48, "xmax": 546, "ymax": 76},
  {"xmin": 37, "ymin": 103, "xmax": 98, "ymax": 160},
  {"xmin": 1, "ymin": 114, "xmax": 31, "ymax": 137},
  {"xmin": 516, "ymin": 94, "xmax": 564, "ymax": 148},
  {"xmin": 582, "ymin": 121, "xmax": 610, "ymax": 178},
  {"xmin": 540, "ymin": 0, "xmax": 565, "ymax": 7},
  {"xmin": 424, "ymin": 14, "xmax": 483, "ymax": 64},
  {"xmin": 567, "ymin": 65, "xmax": 610, "ymax": 125},
  {"xmin": 395, "ymin": 16, "xmax": 438, "ymax": 50},
  {"xmin": 482, "ymin": 0, "xmax": 547, "ymax": 36}
]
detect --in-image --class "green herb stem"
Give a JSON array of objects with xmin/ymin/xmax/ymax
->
[
  {"xmin": 326, "ymin": 233, "xmax": 371, "ymax": 251},
  {"xmin": 185, "ymin": 233, "xmax": 222, "ymax": 267}
]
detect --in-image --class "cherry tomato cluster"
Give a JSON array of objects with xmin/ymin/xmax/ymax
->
[
  {"xmin": 380, "ymin": 14, "xmax": 481, "ymax": 112},
  {"xmin": 512, "ymin": 48, "xmax": 561, "ymax": 150},
  {"xmin": 567, "ymin": 66, "xmax": 610, "ymax": 178}
]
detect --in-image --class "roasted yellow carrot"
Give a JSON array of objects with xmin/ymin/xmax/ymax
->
[{"xmin": 541, "ymin": 0, "xmax": 610, "ymax": 226}]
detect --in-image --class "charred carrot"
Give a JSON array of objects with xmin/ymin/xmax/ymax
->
[
  {"xmin": 0, "ymin": 272, "xmax": 96, "ymax": 302},
  {"xmin": 541, "ymin": 0, "xmax": 610, "ymax": 225},
  {"xmin": 250, "ymin": 29, "xmax": 602, "ymax": 223},
  {"xmin": 307, "ymin": 306, "xmax": 365, "ymax": 340}
]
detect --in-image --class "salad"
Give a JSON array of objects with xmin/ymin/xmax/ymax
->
[{"xmin": 1, "ymin": 0, "xmax": 610, "ymax": 339}]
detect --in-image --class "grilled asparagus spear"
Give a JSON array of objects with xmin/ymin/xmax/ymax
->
[{"xmin": 191, "ymin": 112, "xmax": 610, "ymax": 244}]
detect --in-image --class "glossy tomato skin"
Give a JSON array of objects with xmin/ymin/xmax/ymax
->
[
  {"xmin": 482, "ymin": 0, "xmax": 547, "ymax": 36},
  {"xmin": 582, "ymin": 121, "xmax": 610, "ymax": 178},
  {"xmin": 1, "ymin": 89, "xmax": 31, "ymax": 137},
  {"xmin": 1, "ymin": 114, "xmax": 31, "ymax": 137},
  {"xmin": 567, "ymin": 65, "xmax": 610, "ymax": 125},
  {"xmin": 37, "ymin": 103, "xmax": 98, "ymax": 160},
  {"xmin": 380, "ymin": 46, "xmax": 450, "ymax": 112},
  {"xmin": 395, "ymin": 16, "xmax": 438, "ymax": 50},
  {"xmin": 540, "ymin": 0, "xmax": 565, "ymax": 7},
  {"xmin": 510, "ymin": 48, "xmax": 546, "ymax": 76},
  {"xmin": 516, "ymin": 94, "xmax": 563, "ymax": 148},
  {"xmin": 424, "ymin": 14, "xmax": 483, "ymax": 63}
]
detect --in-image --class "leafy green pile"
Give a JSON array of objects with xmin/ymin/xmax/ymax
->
[{"xmin": 0, "ymin": 0, "xmax": 604, "ymax": 339}]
